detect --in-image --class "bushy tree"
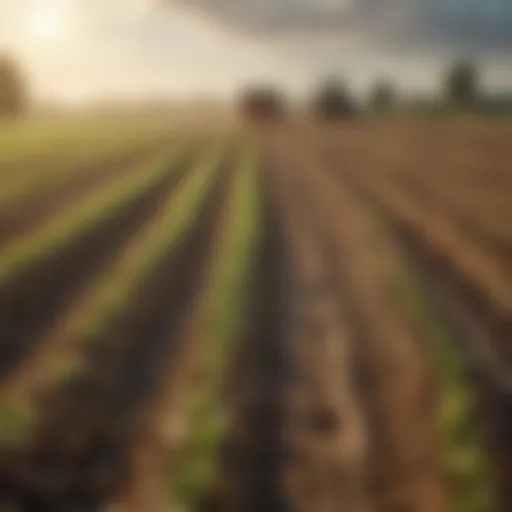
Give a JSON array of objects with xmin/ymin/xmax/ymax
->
[
  {"xmin": 369, "ymin": 79, "xmax": 397, "ymax": 112},
  {"xmin": 0, "ymin": 56, "xmax": 27, "ymax": 117},
  {"xmin": 239, "ymin": 85, "xmax": 286, "ymax": 122},
  {"xmin": 312, "ymin": 77, "xmax": 355, "ymax": 120},
  {"xmin": 445, "ymin": 59, "xmax": 479, "ymax": 109}
]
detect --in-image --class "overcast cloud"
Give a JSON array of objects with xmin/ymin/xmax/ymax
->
[
  {"xmin": 0, "ymin": 0, "xmax": 510, "ymax": 103},
  {"xmin": 167, "ymin": 0, "xmax": 512, "ymax": 50},
  {"xmin": 161, "ymin": 0, "xmax": 512, "ymax": 98}
]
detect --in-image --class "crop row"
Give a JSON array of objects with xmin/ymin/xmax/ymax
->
[
  {"xmin": 0, "ymin": 141, "xmax": 224, "ymax": 438},
  {"xmin": 0, "ymin": 142, "xmax": 201, "ymax": 384},
  {"xmin": 168, "ymin": 146, "xmax": 261, "ymax": 510},
  {"xmin": 0, "ymin": 132, "xmax": 176, "ymax": 213},
  {"xmin": 311, "ymin": 125, "xmax": 512, "ymax": 247},
  {"xmin": 0, "ymin": 140, "xmax": 231, "ymax": 509},
  {"xmin": 340, "ymin": 134, "xmax": 512, "ymax": 252}
]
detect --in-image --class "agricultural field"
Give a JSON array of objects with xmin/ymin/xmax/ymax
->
[{"xmin": 0, "ymin": 116, "xmax": 511, "ymax": 512}]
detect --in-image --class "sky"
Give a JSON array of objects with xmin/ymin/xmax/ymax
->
[{"xmin": 0, "ymin": 0, "xmax": 511, "ymax": 104}]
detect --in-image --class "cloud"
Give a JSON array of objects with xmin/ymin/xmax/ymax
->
[
  {"xmin": 2, "ymin": 0, "xmax": 510, "ymax": 103},
  {"xmin": 163, "ymin": 0, "xmax": 512, "ymax": 50}
]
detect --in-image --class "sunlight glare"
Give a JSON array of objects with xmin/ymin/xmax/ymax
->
[{"xmin": 28, "ymin": 2, "xmax": 69, "ymax": 43}]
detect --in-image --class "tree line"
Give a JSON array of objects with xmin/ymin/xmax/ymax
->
[
  {"xmin": 243, "ymin": 59, "xmax": 511, "ymax": 119},
  {"xmin": 0, "ymin": 55, "xmax": 26, "ymax": 118},
  {"xmin": 0, "ymin": 53, "xmax": 509, "ymax": 119},
  {"xmin": 366, "ymin": 59, "xmax": 485, "ymax": 115},
  {"xmin": 310, "ymin": 59, "xmax": 491, "ymax": 117}
]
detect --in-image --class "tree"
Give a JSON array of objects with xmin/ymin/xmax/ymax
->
[
  {"xmin": 239, "ymin": 85, "xmax": 286, "ymax": 122},
  {"xmin": 0, "ymin": 56, "xmax": 27, "ymax": 118},
  {"xmin": 369, "ymin": 79, "xmax": 397, "ymax": 112},
  {"xmin": 312, "ymin": 77, "xmax": 355, "ymax": 120},
  {"xmin": 445, "ymin": 59, "xmax": 479, "ymax": 109}
]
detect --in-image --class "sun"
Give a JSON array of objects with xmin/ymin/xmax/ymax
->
[{"xmin": 28, "ymin": 3, "xmax": 69, "ymax": 42}]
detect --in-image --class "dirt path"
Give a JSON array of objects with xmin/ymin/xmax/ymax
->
[
  {"xmin": 270, "ymin": 158, "xmax": 370, "ymax": 512},
  {"xmin": 263, "ymin": 128, "xmax": 447, "ymax": 512},
  {"xmin": 206, "ymin": 149, "xmax": 372, "ymax": 512}
]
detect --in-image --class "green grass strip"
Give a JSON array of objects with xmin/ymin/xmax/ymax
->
[
  {"xmin": 0, "ymin": 142, "xmax": 226, "ymax": 450},
  {"xmin": 388, "ymin": 257, "xmax": 491, "ymax": 512},
  {"xmin": 72, "ymin": 142, "xmax": 226, "ymax": 344},
  {"xmin": 0, "ymin": 146, "xmax": 186, "ymax": 282},
  {"xmin": 171, "ymin": 145, "xmax": 262, "ymax": 510},
  {"xmin": 0, "ymin": 135, "xmax": 159, "ymax": 208},
  {"xmin": 0, "ymin": 118, "xmax": 168, "ymax": 166}
]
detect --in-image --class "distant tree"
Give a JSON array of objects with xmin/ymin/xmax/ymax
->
[
  {"xmin": 239, "ymin": 86, "xmax": 286, "ymax": 123},
  {"xmin": 312, "ymin": 77, "xmax": 355, "ymax": 120},
  {"xmin": 444, "ymin": 59, "xmax": 480, "ymax": 109},
  {"xmin": 369, "ymin": 79, "xmax": 397, "ymax": 112},
  {"xmin": 0, "ymin": 56, "xmax": 27, "ymax": 117},
  {"xmin": 406, "ymin": 95, "xmax": 442, "ymax": 117}
]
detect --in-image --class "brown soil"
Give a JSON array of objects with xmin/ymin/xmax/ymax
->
[
  {"xmin": 258, "ymin": 128, "xmax": 447, "ymax": 511},
  {"xmin": 330, "ymin": 146, "xmax": 512, "ymax": 387},
  {"xmin": 314, "ymin": 129, "xmax": 512, "ymax": 327},
  {"xmin": 366, "ymin": 195, "xmax": 512, "ymax": 512},
  {"xmin": 312, "ymin": 125, "xmax": 512, "ymax": 264},
  {"xmin": 300, "ymin": 122, "xmax": 512, "ymax": 511},
  {"xmin": 269, "ymin": 160, "xmax": 370, "ymax": 512}
]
